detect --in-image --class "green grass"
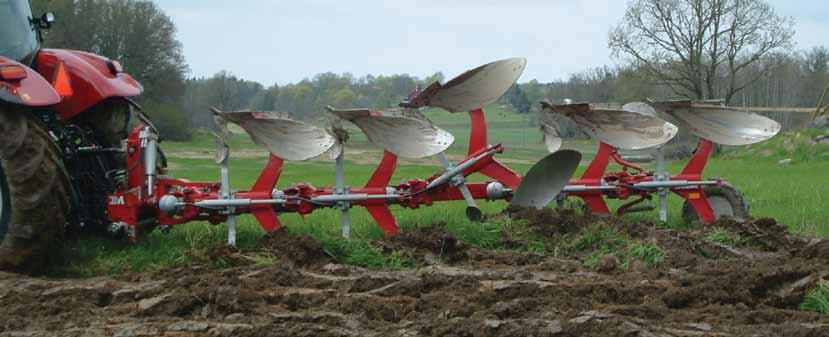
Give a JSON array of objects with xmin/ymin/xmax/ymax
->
[
  {"xmin": 704, "ymin": 228, "xmax": 743, "ymax": 246},
  {"xmin": 624, "ymin": 243, "xmax": 666, "ymax": 268},
  {"xmin": 48, "ymin": 108, "xmax": 829, "ymax": 276},
  {"xmin": 801, "ymin": 282, "xmax": 829, "ymax": 315},
  {"xmin": 570, "ymin": 224, "xmax": 664, "ymax": 270}
]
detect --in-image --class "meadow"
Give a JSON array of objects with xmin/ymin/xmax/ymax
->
[{"xmin": 49, "ymin": 106, "xmax": 829, "ymax": 276}]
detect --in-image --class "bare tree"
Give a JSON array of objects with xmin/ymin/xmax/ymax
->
[{"xmin": 609, "ymin": 0, "xmax": 795, "ymax": 103}]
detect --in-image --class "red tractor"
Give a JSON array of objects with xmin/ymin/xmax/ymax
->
[{"xmin": 0, "ymin": 0, "xmax": 150, "ymax": 272}]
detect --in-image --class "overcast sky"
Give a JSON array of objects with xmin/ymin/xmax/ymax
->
[{"xmin": 154, "ymin": 0, "xmax": 829, "ymax": 85}]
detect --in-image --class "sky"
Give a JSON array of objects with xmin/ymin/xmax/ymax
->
[{"xmin": 154, "ymin": 0, "xmax": 829, "ymax": 85}]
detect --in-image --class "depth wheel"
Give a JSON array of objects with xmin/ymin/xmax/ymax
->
[
  {"xmin": 0, "ymin": 106, "xmax": 72, "ymax": 274},
  {"xmin": 682, "ymin": 184, "xmax": 749, "ymax": 223}
]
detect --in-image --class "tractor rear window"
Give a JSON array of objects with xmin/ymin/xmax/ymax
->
[{"xmin": 0, "ymin": 0, "xmax": 39, "ymax": 63}]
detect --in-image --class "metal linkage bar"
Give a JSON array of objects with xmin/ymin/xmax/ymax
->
[
  {"xmin": 192, "ymin": 198, "xmax": 287, "ymax": 209},
  {"xmin": 426, "ymin": 146, "xmax": 501, "ymax": 190},
  {"xmin": 312, "ymin": 194, "xmax": 402, "ymax": 203},
  {"xmin": 435, "ymin": 153, "xmax": 481, "ymax": 221},
  {"xmin": 334, "ymin": 150, "xmax": 351, "ymax": 238}
]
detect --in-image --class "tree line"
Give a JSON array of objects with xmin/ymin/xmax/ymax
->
[{"xmin": 31, "ymin": 0, "xmax": 829, "ymax": 141}]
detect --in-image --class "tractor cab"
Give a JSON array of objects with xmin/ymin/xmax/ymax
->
[{"xmin": 0, "ymin": 0, "xmax": 44, "ymax": 65}]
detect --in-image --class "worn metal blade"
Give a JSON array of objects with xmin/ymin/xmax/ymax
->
[
  {"xmin": 539, "ymin": 110, "xmax": 563, "ymax": 152},
  {"xmin": 211, "ymin": 108, "xmax": 234, "ymax": 164},
  {"xmin": 541, "ymin": 101, "xmax": 678, "ymax": 150},
  {"xmin": 217, "ymin": 110, "xmax": 336, "ymax": 161},
  {"xmin": 326, "ymin": 114, "xmax": 348, "ymax": 160},
  {"xmin": 647, "ymin": 100, "xmax": 781, "ymax": 146},
  {"xmin": 509, "ymin": 150, "xmax": 581, "ymax": 209},
  {"xmin": 326, "ymin": 106, "xmax": 454, "ymax": 159},
  {"xmin": 404, "ymin": 58, "xmax": 526, "ymax": 112},
  {"xmin": 622, "ymin": 102, "xmax": 657, "ymax": 117}
]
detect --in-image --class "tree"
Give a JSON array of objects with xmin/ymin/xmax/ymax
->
[
  {"xmin": 609, "ymin": 0, "xmax": 795, "ymax": 104},
  {"xmin": 250, "ymin": 85, "xmax": 279, "ymax": 111},
  {"xmin": 332, "ymin": 87, "xmax": 357, "ymax": 108},
  {"xmin": 505, "ymin": 84, "xmax": 531, "ymax": 113},
  {"xmin": 205, "ymin": 71, "xmax": 241, "ymax": 111}
]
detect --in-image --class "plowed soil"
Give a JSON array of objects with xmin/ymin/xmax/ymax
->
[{"xmin": 2, "ymin": 212, "xmax": 829, "ymax": 337}]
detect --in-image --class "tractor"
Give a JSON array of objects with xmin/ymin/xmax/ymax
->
[{"xmin": 0, "ymin": 0, "xmax": 150, "ymax": 273}]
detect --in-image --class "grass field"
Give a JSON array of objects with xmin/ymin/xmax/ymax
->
[{"xmin": 49, "ymin": 106, "xmax": 829, "ymax": 276}]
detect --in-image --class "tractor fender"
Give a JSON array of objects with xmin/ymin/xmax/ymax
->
[
  {"xmin": 35, "ymin": 49, "xmax": 142, "ymax": 120},
  {"xmin": 0, "ymin": 56, "xmax": 61, "ymax": 107}
]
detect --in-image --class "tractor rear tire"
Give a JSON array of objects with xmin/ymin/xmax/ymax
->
[
  {"xmin": 0, "ymin": 106, "xmax": 72, "ymax": 274},
  {"xmin": 682, "ymin": 184, "xmax": 749, "ymax": 223}
]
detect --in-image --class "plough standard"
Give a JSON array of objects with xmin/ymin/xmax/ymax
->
[{"xmin": 105, "ymin": 58, "xmax": 781, "ymax": 245}]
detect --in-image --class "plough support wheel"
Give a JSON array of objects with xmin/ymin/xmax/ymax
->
[{"xmin": 682, "ymin": 185, "xmax": 749, "ymax": 223}]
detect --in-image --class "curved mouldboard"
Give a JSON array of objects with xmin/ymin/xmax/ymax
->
[
  {"xmin": 509, "ymin": 150, "xmax": 582, "ymax": 210},
  {"xmin": 214, "ymin": 110, "xmax": 336, "ymax": 161},
  {"xmin": 646, "ymin": 99, "xmax": 781, "ymax": 146},
  {"xmin": 540, "ymin": 101, "xmax": 679, "ymax": 151},
  {"xmin": 403, "ymin": 57, "xmax": 527, "ymax": 113},
  {"xmin": 326, "ymin": 106, "xmax": 454, "ymax": 159}
]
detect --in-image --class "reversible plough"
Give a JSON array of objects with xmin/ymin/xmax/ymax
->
[{"xmin": 106, "ymin": 58, "xmax": 781, "ymax": 245}]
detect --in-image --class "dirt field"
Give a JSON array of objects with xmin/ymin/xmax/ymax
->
[{"xmin": 2, "ymin": 212, "xmax": 829, "ymax": 337}]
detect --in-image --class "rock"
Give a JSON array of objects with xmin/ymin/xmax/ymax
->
[
  {"xmin": 166, "ymin": 321, "xmax": 209, "ymax": 332},
  {"xmin": 112, "ymin": 288, "xmax": 138, "ymax": 304},
  {"xmin": 138, "ymin": 294, "xmax": 171, "ymax": 312},
  {"xmin": 210, "ymin": 323, "xmax": 253, "ymax": 336},
  {"xmin": 778, "ymin": 158, "xmax": 793, "ymax": 165},
  {"xmin": 580, "ymin": 310, "xmax": 612, "ymax": 319},
  {"xmin": 322, "ymin": 263, "xmax": 349, "ymax": 275},
  {"xmin": 225, "ymin": 313, "xmax": 245, "ymax": 321},
  {"xmin": 597, "ymin": 254, "xmax": 618, "ymax": 273},
  {"xmin": 484, "ymin": 319, "xmax": 503, "ymax": 329},
  {"xmin": 546, "ymin": 319, "xmax": 563, "ymax": 334},
  {"xmin": 687, "ymin": 322, "xmax": 713, "ymax": 331},
  {"xmin": 569, "ymin": 311, "xmax": 611, "ymax": 324},
  {"xmin": 112, "ymin": 280, "xmax": 167, "ymax": 304},
  {"xmin": 113, "ymin": 323, "xmax": 160, "ymax": 337}
]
